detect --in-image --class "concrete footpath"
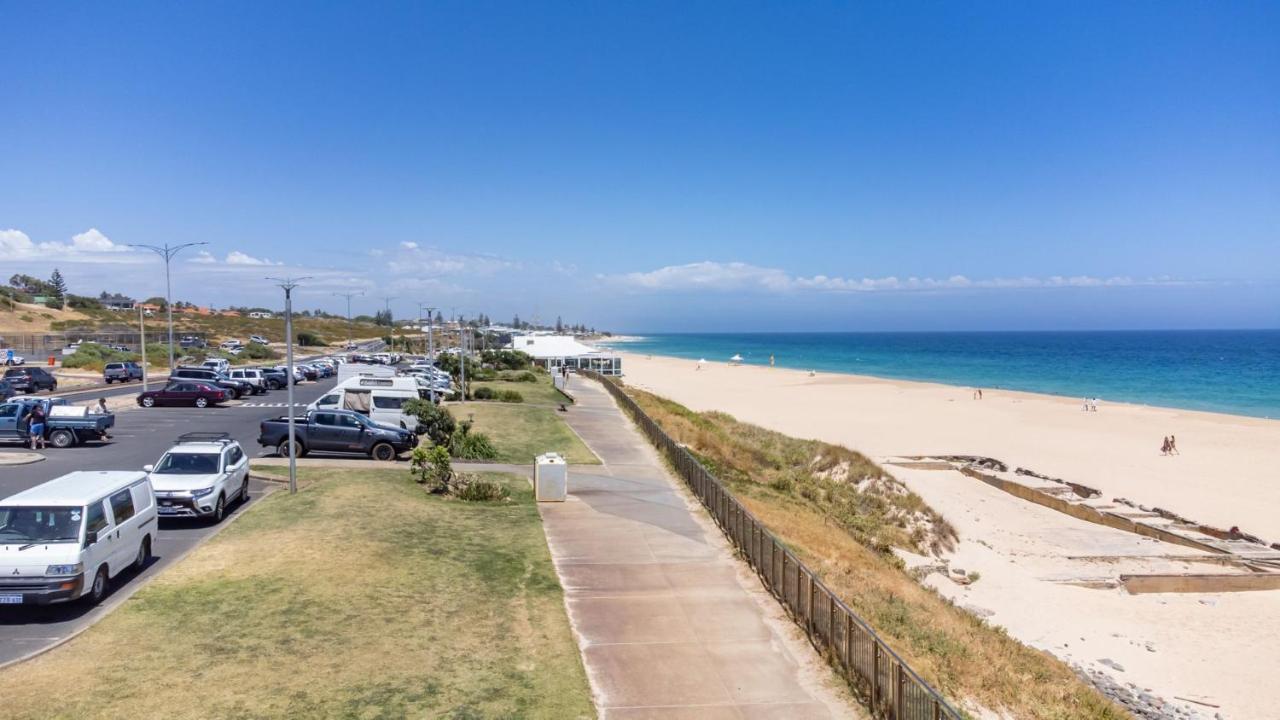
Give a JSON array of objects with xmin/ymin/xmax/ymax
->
[{"xmin": 542, "ymin": 378, "xmax": 860, "ymax": 720}]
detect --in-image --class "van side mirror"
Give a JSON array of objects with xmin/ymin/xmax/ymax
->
[
  {"xmin": 84, "ymin": 530, "xmax": 98, "ymax": 546},
  {"xmin": 143, "ymin": 464, "xmax": 154, "ymax": 473}
]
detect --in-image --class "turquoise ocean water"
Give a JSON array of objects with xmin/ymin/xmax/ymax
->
[{"xmin": 603, "ymin": 331, "xmax": 1280, "ymax": 419}]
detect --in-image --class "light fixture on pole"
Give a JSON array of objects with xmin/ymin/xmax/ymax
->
[
  {"xmin": 334, "ymin": 291, "xmax": 363, "ymax": 349},
  {"xmin": 268, "ymin": 275, "xmax": 312, "ymax": 494},
  {"xmin": 128, "ymin": 242, "xmax": 208, "ymax": 371}
]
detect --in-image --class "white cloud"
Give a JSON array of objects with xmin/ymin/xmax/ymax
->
[
  {"xmin": 225, "ymin": 250, "xmax": 281, "ymax": 266},
  {"xmin": 190, "ymin": 250, "xmax": 217, "ymax": 264},
  {"xmin": 388, "ymin": 244, "xmax": 517, "ymax": 277},
  {"xmin": 0, "ymin": 227, "xmax": 137, "ymax": 261},
  {"xmin": 603, "ymin": 261, "xmax": 1186, "ymax": 294}
]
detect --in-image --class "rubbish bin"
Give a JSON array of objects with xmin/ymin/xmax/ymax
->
[{"xmin": 535, "ymin": 452, "xmax": 567, "ymax": 502}]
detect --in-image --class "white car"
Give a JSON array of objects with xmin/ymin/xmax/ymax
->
[
  {"xmin": 2, "ymin": 350, "xmax": 24, "ymax": 366},
  {"xmin": 0, "ymin": 471, "xmax": 156, "ymax": 606},
  {"xmin": 219, "ymin": 339, "xmax": 243, "ymax": 350},
  {"xmin": 249, "ymin": 335, "xmax": 269, "ymax": 345},
  {"xmin": 202, "ymin": 358, "xmax": 231, "ymax": 375},
  {"xmin": 145, "ymin": 433, "xmax": 250, "ymax": 523}
]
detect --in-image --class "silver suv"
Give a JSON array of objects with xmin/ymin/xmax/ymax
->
[{"xmin": 104, "ymin": 361, "xmax": 144, "ymax": 384}]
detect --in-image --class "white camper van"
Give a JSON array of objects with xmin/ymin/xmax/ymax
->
[
  {"xmin": 0, "ymin": 471, "xmax": 156, "ymax": 606},
  {"xmin": 308, "ymin": 376, "xmax": 423, "ymax": 429}
]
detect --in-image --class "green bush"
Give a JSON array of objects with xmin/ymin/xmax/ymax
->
[
  {"xmin": 480, "ymin": 349, "xmax": 532, "ymax": 370},
  {"xmin": 471, "ymin": 386, "xmax": 496, "ymax": 400},
  {"xmin": 296, "ymin": 331, "xmax": 326, "ymax": 347},
  {"xmin": 449, "ymin": 421, "xmax": 498, "ymax": 460},
  {"xmin": 496, "ymin": 389, "xmax": 524, "ymax": 403},
  {"xmin": 513, "ymin": 371, "xmax": 538, "ymax": 383},
  {"xmin": 403, "ymin": 399, "xmax": 456, "ymax": 446},
  {"xmin": 44, "ymin": 297, "xmax": 64, "ymax": 310},
  {"xmin": 454, "ymin": 474, "xmax": 510, "ymax": 502},
  {"xmin": 410, "ymin": 445, "xmax": 453, "ymax": 493},
  {"xmin": 237, "ymin": 343, "xmax": 278, "ymax": 360}
]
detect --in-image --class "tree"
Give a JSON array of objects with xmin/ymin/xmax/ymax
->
[
  {"xmin": 555, "ymin": 316, "xmax": 563, "ymax": 333},
  {"xmin": 46, "ymin": 269, "xmax": 67, "ymax": 308},
  {"xmin": 434, "ymin": 310, "xmax": 443, "ymax": 324},
  {"xmin": 373, "ymin": 309, "xmax": 393, "ymax": 326},
  {"xmin": 143, "ymin": 296, "xmax": 167, "ymax": 309},
  {"xmin": 512, "ymin": 314, "xmax": 520, "ymax": 329}
]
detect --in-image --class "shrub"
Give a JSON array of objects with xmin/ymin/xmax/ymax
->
[
  {"xmin": 449, "ymin": 421, "xmax": 498, "ymax": 460},
  {"xmin": 480, "ymin": 349, "xmax": 532, "ymax": 370},
  {"xmin": 238, "ymin": 343, "xmax": 278, "ymax": 360},
  {"xmin": 18, "ymin": 314, "xmax": 33, "ymax": 323},
  {"xmin": 496, "ymin": 389, "xmax": 523, "ymax": 403},
  {"xmin": 410, "ymin": 445, "xmax": 454, "ymax": 492},
  {"xmin": 513, "ymin": 371, "xmax": 538, "ymax": 383},
  {"xmin": 453, "ymin": 474, "xmax": 510, "ymax": 502},
  {"xmin": 296, "ymin": 331, "xmax": 326, "ymax": 347},
  {"xmin": 44, "ymin": 297, "xmax": 64, "ymax": 310},
  {"xmin": 472, "ymin": 386, "xmax": 496, "ymax": 400},
  {"xmin": 403, "ymin": 399, "xmax": 456, "ymax": 446}
]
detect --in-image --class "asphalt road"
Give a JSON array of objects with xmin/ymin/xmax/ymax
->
[{"xmin": 0, "ymin": 374, "xmax": 340, "ymax": 666}]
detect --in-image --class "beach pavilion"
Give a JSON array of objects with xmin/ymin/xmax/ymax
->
[{"xmin": 508, "ymin": 334, "xmax": 622, "ymax": 376}]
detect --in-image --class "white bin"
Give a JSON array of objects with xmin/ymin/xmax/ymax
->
[{"xmin": 535, "ymin": 452, "xmax": 567, "ymax": 502}]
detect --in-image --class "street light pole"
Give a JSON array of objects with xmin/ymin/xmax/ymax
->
[
  {"xmin": 269, "ymin": 276, "xmax": 312, "ymax": 494},
  {"xmin": 334, "ymin": 291, "xmax": 362, "ymax": 349},
  {"xmin": 138, "ymin": 304, "xmax": 148, "ymax": 393},
  {"xmin": 380, "ymin": 296, "xmax": 397, "ymax": 350},
  {"xmin": 129, "ymin": 242, "xmax": 208, "ymax": 371}
]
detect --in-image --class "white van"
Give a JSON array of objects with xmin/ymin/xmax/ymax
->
[
  {"xmin": 309, "ymin": 376, "xmax": 423, "ymax": 429},
  {"xmin": 0, "ymin": 471, "xmax": 157, "ymax": 606}
]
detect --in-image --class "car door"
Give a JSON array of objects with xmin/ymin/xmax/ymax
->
[
  {"xmin": 105, "ymin": 487, "xmax": 138, "ymax": 575},
  {"xmin": 310, "ymin": 412, "xmax": 338, "ymax": 449},
  {"xmin": 81, "ymin": 499, "xmax": 114, "ymax": 582},
  {"xmin": 228, "ymin": 445, "xmax": 248, "ymax": 486},
  {"xmin": 0, "ymin": 403, "xmax": 19, "ymax": 439},
  {"xmin": 333, "ymin": 413, "xmax": 366, "ymax": 451}
]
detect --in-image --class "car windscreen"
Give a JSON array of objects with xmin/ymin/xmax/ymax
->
[
  {"xmin": 0, "ymin": 506, "xmax": 83, "ymax": 545},
  {"xmin": 154, "ymin": 452, "xmax": 221, "ymax": 474}
]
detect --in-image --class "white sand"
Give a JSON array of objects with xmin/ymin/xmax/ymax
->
[
  {"xmin": 617, "ymin": 352, "xmax": 1280, "ymax": 541},
  {"xmin": 615, "ymin": 352, "xmax": 1280, "ymax": 719}
]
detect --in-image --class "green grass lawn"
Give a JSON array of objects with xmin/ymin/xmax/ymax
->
[
  {"xmin": 0, "ymin": 469, "xmax": 596, "ymax": 720},
  {"xmin": 471, "ymin": 377, "xmax": 571, "ymax": 406},
  {"xmin": 455, "ymin": 403, "xmax": 599, "ymax": 465}
]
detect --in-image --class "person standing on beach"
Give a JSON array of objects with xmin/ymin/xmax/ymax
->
[
  {"xmin": 769, "ymin": 354, "xmax": 775, "ymax": 368},
  {"xmin": 1169, "ymin": 435, "xmax": 1179, "ymax": 455},
  {"xmin": 1161, "ymin": 436, "xmax": 1170, "ymax": 455}
]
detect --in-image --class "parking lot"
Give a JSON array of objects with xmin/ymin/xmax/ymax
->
[{"xmin": 0, "ymin": 374, "xmax": 341, "ymax": 665}]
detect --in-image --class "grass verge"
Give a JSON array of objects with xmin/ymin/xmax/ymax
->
[
  {"xmin": 472, "ymin": 378, "xmax": 571, "ymax": 406},
  {"xmin": 455, "ymin": 403, "xmax": 599, "ymax": 465},
  {"xmin": 623, "ymin": 385, "xmax": 1123, "ymax": 720},
  {"xmin": 0, "ymin": 469, "xmax": 595, "ymax": 720}
]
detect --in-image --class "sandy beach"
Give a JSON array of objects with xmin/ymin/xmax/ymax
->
[
  {"xmin": 617, "ymin": 352, "xmax": 1280, "ymax": 541},
  {"xmin": 614, "ymin": 351, "xmax": 1280, "ymax": 719}
]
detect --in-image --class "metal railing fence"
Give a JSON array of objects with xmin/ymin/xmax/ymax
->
[{"xmin": 582, "ymin": 371, "xmax": 964, "ymax": 720}]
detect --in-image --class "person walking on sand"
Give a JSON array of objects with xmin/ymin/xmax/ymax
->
[
  {"xmin": 1161, "ymin": 436, "xmax": 1171, "ymax": 456},
  {"xmin": 1169, "ymin": 435, "xmax": 1179, "ymax": 455}
]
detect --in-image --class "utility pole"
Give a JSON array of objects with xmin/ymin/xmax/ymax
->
[
  {"xmin": 269, "ymin": 276, "xmax": 311, "ymax": 494},
  {"xmin": 334, "ymin": 291, "xmax": 363, "ymax": 349},
  {"xmin": 138, "ymin": 304, "xmax": 148, "ymax": 392},
  {"xmin": 458, "ymin": 323, "xmax": 466, "ymax": 403},
  {"xmin": 129, "ymin": 241, "xmax": 208, "ymax": 371},
  {"xmin": 424, "ymin": 306, "xmax": 437, "ymax": 361}
]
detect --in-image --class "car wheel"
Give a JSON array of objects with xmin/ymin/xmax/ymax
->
[
  {"xmin": 195, "ymin": 397, "xmax": 209, "ymax": 408},
  {"xmin": 371, "ymin": 442, "xmax": 396, "ymax": 462},
  {"xmin": 49, "ymin": 429, "xmax": 75, "ymax": 449},
  {"xmin": 50, "ymin": 382, "xmax": 57, "ymax": 391},
  {"xmin": 104, "ymin": 378, "xmax": 113, "ymax": 384},
  {"xmin": 134, "ymin": 537, "xmax": 151, "ymax": 571},
  {"xmin": 278, "ymin": 440, "xmax": 305, "ymax": 458},
  {"xmin": 239, "ymin": 477, "xmax": 250, "ymax": 504},
  {"xmin": 141, "ymin": 396, "xmax": 156, "ymax": 408},
  {"xmin": 86, "ymin": 566, "xmax": 109, "ymax": 604},
  {"xmin": 212, "ymin": 494, "xmax": 225, "ymax": 523}
]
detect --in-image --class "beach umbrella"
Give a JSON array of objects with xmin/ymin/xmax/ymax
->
[{"xmin": 730, "ymin": 354, "xmax": 743, "ymax": 364}]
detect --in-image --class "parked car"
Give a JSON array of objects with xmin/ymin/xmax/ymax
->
[
  {"xmin": 137, "ymin": 381, "xmax": 230, "ymax": 408},
  {"xmin": 0, "ymin": 470, "xmax": 156, "ymax": 605},
  {"xmin": 4, "ymin": 366, "xmax": 57, "ymax": 393},
  {"xmin": 169, "ymin": 367, "xmax": 251, "ymax": 399},
  {"xmin": 201, "ymin": 358, "xmax": 231, "ymax": 375},
  {"xmin": 179, "ymin": 336, "xmax": 206, "ymax": 349},
  {"xmin": 103, "ymin": 361, "xmax": 144, "ymax": 384},
  {"xmin": 219, "ymin": 340, "xmax": 242, "ymax": 351},
  {"xmin": 145, "ymin": 433, "xmax": 249, "ymax": 523},
  {"xmin": 249, "ymin": 335, "xmax": 270, "ymax": 345},
  {"xmin": 258, "ymin": 409, "xmax": 417, "ymax": 461},
  {"xmin": 0, "ymin": 380, "xmax": 14, "ymax": 402},
  {"xmin": 0, "ymin": 397, "xmax": 115, "ymax": 448},
  {"xmin": 310, "ymin": 376, "xmax": 422, "ymax": 429},
  {"xmin": 226, "ymin": 368, "xmax": 269, "ymax": 394},
  {"xmin": 260, "ymin": 368, "xmax": 289, "ymax": 389},
  {"xmin": 297, "ymin": 365, "xmax": 318, "ymax": 381},
  {"xmin": 3, "ymin": 350, "xmax": 27, "ymax": 365}
]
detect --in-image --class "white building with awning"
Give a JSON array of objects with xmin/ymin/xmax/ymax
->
[{"xmin": 508, "ymin": 334, "xmax": 622, "ymax": 376}]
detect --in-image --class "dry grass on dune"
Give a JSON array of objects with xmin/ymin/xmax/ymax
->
[{"xmin": 624, "ymin": 386, "xmax": 1124, "ymax": 720}]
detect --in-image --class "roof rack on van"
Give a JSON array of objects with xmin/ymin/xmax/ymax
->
[{"xmin": 176, "ymin": 432, "xmax": 234, "ymax": 445}]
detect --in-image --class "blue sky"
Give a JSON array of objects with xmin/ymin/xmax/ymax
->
[{"xmin": 1, "ymin": 1, "xmax": 1277, "ymax": 331}]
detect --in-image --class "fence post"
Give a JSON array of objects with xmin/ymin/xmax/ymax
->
[
  {"xmin": 871, "ymin": 643, "xmax": 881, "ymax": 710},
  {"xmin": 894, "ymin": 661, "xmax": 904, "ymax": 720}
]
